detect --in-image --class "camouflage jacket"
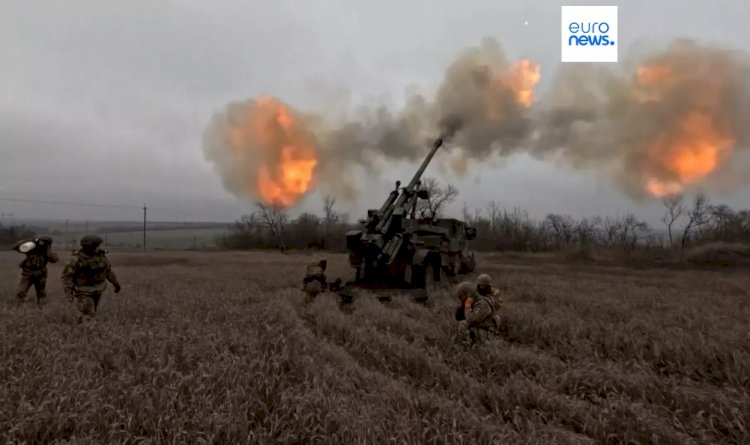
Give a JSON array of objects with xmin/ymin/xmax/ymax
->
[
  {"xmin": 464, "ymin": 295, "xmax": 499, "ymax": 333},
  {"xmin": 456, "ymin": 295, "xmax": 501, "ymax": 347},
  {"xmin": 17, "ymin": 247, "xmax": 59, "ymax": 276},
  {"xmin": 481, "ymin": 287, "xmax": 503, "ymax": 310},
  {"xmin": 61, "ymin": 249, "xmax": 119, "ymax": 295}
]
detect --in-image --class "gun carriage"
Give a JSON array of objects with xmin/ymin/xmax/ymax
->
[{"xmin": 337, "ymin": 136, "xmax": 477, "ymax": 304}]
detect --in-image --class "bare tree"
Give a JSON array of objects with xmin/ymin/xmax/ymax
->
[
  {"xmin": 620, "ymin": 214, "xmax": 649, "ymax": 250},
  {"xmin": 461, "ymin": 202, "xmax": 474, "ymax": 225},
  {"xmin": 545, "ymin": 214, "xmax": 576, "ymax": 249},
  {"xmin": 323, "ymin": 196, "xmax": 339, "ymax": 228},
  {"xmin": 661, "ymin": 194, "xmax": 685, "ymax": 246},
  {"xmin": 706, "ymin": 204, "xmax": 735, "ymax": 242},
  {"xmin": 681, "ymin": 192, "xmax": 710, "ymax": 249},
  {"xmin": 600, "ymin": 216, "xmax": 622, "ymax": 246},
  {"xmin": 416, "ymin": 177, "xmax": 458, "ymax": 217},
  {"xmin": 322, "ymin": 195, "xmax": 342, "ymax": 239},
  {"xmin": 461, "ymin": 203, "xmax": 482, "ymax": 226},
  {"xmin": 290, "ymin": 212, "xmax": 321, "ymax": 246},
  {"xmin": 255, "ymin": 202, "xmax": 288, "ymax": 250},
  {"xmin": 486, "ymin": 201, "xmax": 501, "ymax": 235},
  {"xmin": 222, "ymin": 214, "xmax": 257, "ymax": 248},
  {"xmin": 575, "ymin": 217, "xmax": 598, "ymax": 246}
]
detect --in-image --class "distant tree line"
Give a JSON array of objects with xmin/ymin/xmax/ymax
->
[
  {"xmin": 464, "ymin": 192, "xmax": 749, "ymax": 252},
  {"xmin": 218, "ymin": 196, "xmax": 353, "ymax": 252},
  {"xmin": 219, "ymin": 179, "xmax": 750, "ymax": 253}
]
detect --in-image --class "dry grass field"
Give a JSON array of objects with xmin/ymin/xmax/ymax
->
[{"xmin": 1, "ymin": 249, "xmax": 748, "ymax": 444}]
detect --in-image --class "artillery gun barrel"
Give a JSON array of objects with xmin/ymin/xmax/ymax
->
[
  {"xmin": 405, "ymin": 137, "xmax": 444, "ymax": 190},
  {"xmin": 375, "ymin": 137, "xmax": 444, "ymax": 233}
]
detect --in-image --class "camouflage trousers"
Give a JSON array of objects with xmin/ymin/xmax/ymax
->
[
  {"xmin": 455, "ymin": 321, "xmax": 499, "ymax": 347},
  {"xmin": 69, "ymin": 283, "xmax": 107, "ymax": 323},
  {"xmin": 16, "ymin": 273, "xmax": 48, "ymax": 307},
  {"xmin": 70, "ymin": 292, "xmax": 103, "ymax": 323}
]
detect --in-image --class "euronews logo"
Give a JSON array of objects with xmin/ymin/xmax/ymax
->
[
  {"xmin": 562, "ymin": 6, "xmax": 618, "ymax": 62},
  {"xmin": 568, "ymin": 22, "xmax": 614, "ymax": 47}
]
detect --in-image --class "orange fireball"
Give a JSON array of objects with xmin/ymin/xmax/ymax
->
[
  {"xmin": 634, "ymin": 60, "xmax": 736, "ymax": 197},
  {"xmin": 506, "ymin": 59, "xmax": 542, "ymax": 107},
  {"xmin": 257, "ymin": 148, "xmax": 318, "ymax": 207},
  {"xmin": 485, "ymin": 59, "xmax": 541, "ymax": 119},
  {"xmin": 227, "ymin": 96, "xmax": 318, "ymax": 207},
  {"xmin": 645, "ymin": 111, "xmax": 734, "ymax": 197}
]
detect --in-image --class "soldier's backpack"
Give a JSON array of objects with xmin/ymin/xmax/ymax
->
[
  {"xmin": 480, "ymin": 295, "xmax": 501, "ymax": 334},
  {"xmin": 72, "ymin": 251, "xmax": 110, "ymax": 285},
  {"xmin": 490, "ymin": 287, "xmax": 502, "ymax": 308}
]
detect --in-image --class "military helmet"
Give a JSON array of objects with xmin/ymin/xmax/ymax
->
[
  {"xmin": 477, "ymin": 273, "xmax": 493, "ymax": 287},
  {"xmin": 454, "ymin": 281, "xmax": 475, "ymax": 301},
  {"xmin": 36, "ymin": 235, "xmax": 53, "ymax": 245},
  {"xmin": 80, "ymin": 234, "xmax": 104, "ymax": 248}
]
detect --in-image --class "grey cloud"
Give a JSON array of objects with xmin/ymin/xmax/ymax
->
[{"xmin": 1, "ymin": 0, "xmax": 749, "ymax": 224}]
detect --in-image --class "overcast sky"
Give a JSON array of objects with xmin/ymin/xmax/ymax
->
[{"xmin": 1, "ymin": 0, "xmax": 748, "ymax": 225}]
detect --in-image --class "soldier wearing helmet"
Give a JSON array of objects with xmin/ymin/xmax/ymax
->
[
  {"xmin": 453, "ymin": 280, "xmax": 476, "ymax": 346},
  {"xmin": 476, "ymin": 273, "xmax": 502, "ymax": 306},
  {"xmin": 12, "ymin": 235, "xmax": 59, "ymax": 307},
  {"xmin": 302, "ymin": 258, "xmax": 328, "ymax": 303},
  {"xmin": 453, "ymin": 281, "xmax": 475, "ymax": 320},
  {"xmin": 454, "ymin": 274, "xmax": 500, "ymax": 347},
  {"xmin": 61, "ymin": 235, "xmax": 121, "ymax": 323}
]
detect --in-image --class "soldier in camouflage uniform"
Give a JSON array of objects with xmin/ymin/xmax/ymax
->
[
  {"xmin": 302, "ymin": 258, "xmax": 328, "ymax": 303},
  {"xmin": 453, "ymin": 281, "xmax": 476, "ymax": 346},
  {"xmin": 476, "ymin": 273, "xmax": 502, "ymax": 308},
  {"xmin": 13, "ymin": 235, "xmax": 59, "ymax": 307},
  {"xmin": 61, "ymin": 235, "xmax": 121, "ymax": 323},
  {"xmin": 454, "ymin": 274, "xmax": 501, "ymax": 347}
]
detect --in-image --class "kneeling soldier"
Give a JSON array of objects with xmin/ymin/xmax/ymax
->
[
  {"xmin": 302, "ymin": 258, "xmax": 328, "ymax": 303},
  {"xmin": 455, "ymin": 274, "xmax": 501, "ymax": 347}
]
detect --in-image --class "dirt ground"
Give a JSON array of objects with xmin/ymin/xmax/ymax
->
[{"xmin": 1, "ymin": 249, "xmax": 748, "ymax": 444}]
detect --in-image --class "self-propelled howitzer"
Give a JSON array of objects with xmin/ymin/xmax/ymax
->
[{"xmin": 339, "ymin": 137, "xmax": 477, "ymax": 303}]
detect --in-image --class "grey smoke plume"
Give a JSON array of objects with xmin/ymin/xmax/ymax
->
[
  {"xmin": 203, "ymin": 37, "xmax": 539, "ymax": 206},
  {"xmin": 531, "ymin": 39, "xmax": 750, "ymax": 198},
  {"xmin": 328, "ymin": 38, "xmax": 538, "ymax": 160},
  {"xmin": 203, "ymin": 37, "xmax": 750, "ymax": 208}
]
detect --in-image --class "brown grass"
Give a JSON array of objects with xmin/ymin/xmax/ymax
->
[
  {"xmin": 1, "ymin": 250, "xmax": 749, "ymax": 444},
  {"xmin": 685, "ymin": 242, "xmax": 750, "ymax": 268}
]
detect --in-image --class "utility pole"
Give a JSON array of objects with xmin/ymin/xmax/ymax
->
[{"xmin": 143, "ymin": 204, "xmax": 147, "ymax": 251}]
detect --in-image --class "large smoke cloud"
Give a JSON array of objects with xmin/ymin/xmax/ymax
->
[
  {"xmin": 204, "ymin": 37, "xmax": 539, "ymax": 205},
  {"xmin": 306, "ymin": 37, "xmax": 540, "ymax": 182},
  {"xmin": 531, "ymin": 39, "xmax": 750, "ymax": 199},
  {"xmin": 203, "ymin": 37, "xmax": 750, "ymax": 208}
]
